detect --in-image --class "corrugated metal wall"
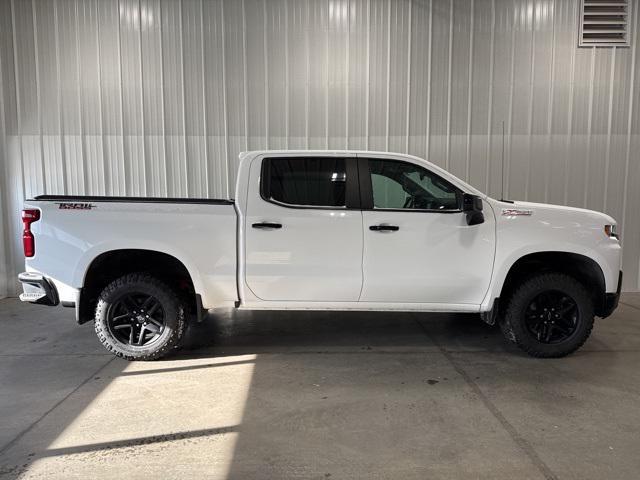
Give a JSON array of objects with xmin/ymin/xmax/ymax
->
[{"xmin": 0, "ymin": 0, "xmax": 639, "ymax": 297}]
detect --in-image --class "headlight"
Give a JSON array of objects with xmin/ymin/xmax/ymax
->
[{"xmin": 604, "ymin": 224, "xmax": 618, "ymax": 239}]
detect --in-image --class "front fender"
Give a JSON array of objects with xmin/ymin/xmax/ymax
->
[{"xmin": 482, "ymin": 242, "xmax": 618, "ymax": 311}]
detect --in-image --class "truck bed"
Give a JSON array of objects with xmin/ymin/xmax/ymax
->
[{"xmin": 24, "ymin": 195, "xmax": 239, "ymax": 310}]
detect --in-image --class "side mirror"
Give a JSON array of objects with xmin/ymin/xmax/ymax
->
[{"xmin": 460, "ymin": 193, "xmax": 484, "ymax": 226}]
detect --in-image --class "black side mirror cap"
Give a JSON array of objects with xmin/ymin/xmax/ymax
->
[
  {"xmin": 461, "ymin": 193, "xmax": 484, "ymax": 225},
  {"xmin": 466, "ymin": 210, "xmax": 484, "ymax": 226},
  {"xmin": 461, "ymin": 193, "xmax": 483, "ymax": 212}
]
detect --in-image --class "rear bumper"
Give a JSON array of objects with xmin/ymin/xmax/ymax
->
[
  {"xmin": 599, "ymin": 271, "xmax": 622, "ymax": 319},
  {"xmin": 18, "ymin": 272, "xmax": 59, "ymax": 306}
]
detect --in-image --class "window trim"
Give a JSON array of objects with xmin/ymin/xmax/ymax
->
[
  {"xmin": 260, "ymin": 156, "xmax": 361, "ymax": 210},
  {"xmin": 357, "ymin": 157, "xmax": 463, "ymax": 213}
]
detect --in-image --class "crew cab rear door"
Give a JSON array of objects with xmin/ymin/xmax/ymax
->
[{"xmin": 244, "ymin": 154, "xmax": 363, "ymax": 302}]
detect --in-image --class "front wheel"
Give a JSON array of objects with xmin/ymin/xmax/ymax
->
[
  {"xmin": 94, "ymin": 273, "xmax": 186, "ymax": 360},
  {"xmin": 500, "ymin": 273, "xmax": 594, "ymax": 358}
]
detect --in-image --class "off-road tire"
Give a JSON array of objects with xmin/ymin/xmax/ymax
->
[
  {"xmin": 94, "ymin": 273, "xmax": 186, "ymax": 360},
  {"xmin": 500, "ymin": 273, "xmax": 594, "ymax": 358}
]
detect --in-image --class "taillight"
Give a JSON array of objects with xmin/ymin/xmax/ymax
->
[{"xmin": 22, "ymin": 209, "xmax": 40, "ymax": 257}]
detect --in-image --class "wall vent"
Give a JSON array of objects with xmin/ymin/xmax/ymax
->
[{"xmin": 580, "ymin": 0, "xmax": 631, "ymax": 47}]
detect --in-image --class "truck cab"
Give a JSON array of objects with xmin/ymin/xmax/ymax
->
[{"xmin": 240, "ymin": 152, "xmax": 494, "ymax": 309}]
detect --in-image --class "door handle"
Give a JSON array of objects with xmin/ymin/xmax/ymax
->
[
  {"xmin": 369, "ymin": 224, "xmax": 399, "ymax": 232},
  {"xmin": 252, "ymin": 222, "xmax": 283, "ymax": 229}
]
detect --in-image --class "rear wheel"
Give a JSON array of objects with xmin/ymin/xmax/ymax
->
[
  {"xmin": 500, "ymin": 273, "xmax": 594, "ymax": 358},
  {"xmin": 94, "ymin": 273, "xmax": 186, "ymax": 360}
]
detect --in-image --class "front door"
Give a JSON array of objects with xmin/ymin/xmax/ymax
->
[
  {"xmin": 244, "ymin": 154, "xmax": 363, "ymax": 302},
  {"xmin": 359, "ymin": 156, "xmax": 495, "ymax": 305}
]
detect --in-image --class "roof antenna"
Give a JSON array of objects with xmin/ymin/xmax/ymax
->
[{"xmin": 500, "ymin": 120, "xmax": 506, "ymax": 202}]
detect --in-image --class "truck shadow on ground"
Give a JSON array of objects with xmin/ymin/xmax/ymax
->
[{"xmin": 178, "ymin": 309, "xmax": 508, "ymax": 357}]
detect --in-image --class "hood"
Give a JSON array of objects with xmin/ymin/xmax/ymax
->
[{"xmin": 489, "ymin": 199, "xmax": 617, "ymax": 224}]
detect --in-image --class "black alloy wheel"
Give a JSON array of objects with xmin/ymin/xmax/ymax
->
[
  {"xmin": 524, "ymin": 290, "xmax": 579, "ymax": 344},
  {"xmin": 107, "ymin": 293, "xmax": 166, "ymax": 347}
]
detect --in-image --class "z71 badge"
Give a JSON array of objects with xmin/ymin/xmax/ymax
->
[
  {"xmin": 502, "ymin": 208, "xmax": 533, "ymax": 216},
  {"xmin": 56, "ymin": 202, "xmax": 96, "ymax": 210}
]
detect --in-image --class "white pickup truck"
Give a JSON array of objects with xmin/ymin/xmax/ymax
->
[{"xmin": 18, "ymin": 151, "xmax": 622, "ymax": 360}]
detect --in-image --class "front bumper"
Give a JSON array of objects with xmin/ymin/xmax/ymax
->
[
  {"xmin": 599, "ymin": 271, "xmax": 622, "ymax": 319},
  {"xmin": 18, "ymin": 272, "xmax": 59, "ymax": 306}
]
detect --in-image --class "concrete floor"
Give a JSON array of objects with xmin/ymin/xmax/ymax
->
[{"xmin": 1, "ymin": 296, "xmax": 640, "ymax": 480}]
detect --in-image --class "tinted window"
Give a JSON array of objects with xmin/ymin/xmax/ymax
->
[
  {"xmin": 369, "ymin": 159, "xmax": 459, "ymax": 210},
  {"xmin": 264, "ymin": 158, "xmax": 346, "ymax": 207}
]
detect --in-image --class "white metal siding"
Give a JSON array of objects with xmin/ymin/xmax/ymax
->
[{"xmin": 0, "ymin": 0, "xmax": 639, "ymax": 296}]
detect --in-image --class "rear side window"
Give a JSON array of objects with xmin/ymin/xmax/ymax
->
[{"xmin": 262, "ymin": 157, "xmax": 347, "ymax": 208}]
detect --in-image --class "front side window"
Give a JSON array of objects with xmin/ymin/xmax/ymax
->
[
  {"xmin": 263, "ymin": 157, "xmax": 346, "ymax": 207},
  {"xmin": 369, "ymin": 159, "xmax": 459, "ymax": 211}
]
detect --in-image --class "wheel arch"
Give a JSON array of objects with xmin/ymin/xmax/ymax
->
[
  {"xmin": 496, "ymin": 251, "xmax": 607, "ymax": 317},
  {"xmin": 77, "ymin": 249, "xmax": 200, "ymax": 325}
]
